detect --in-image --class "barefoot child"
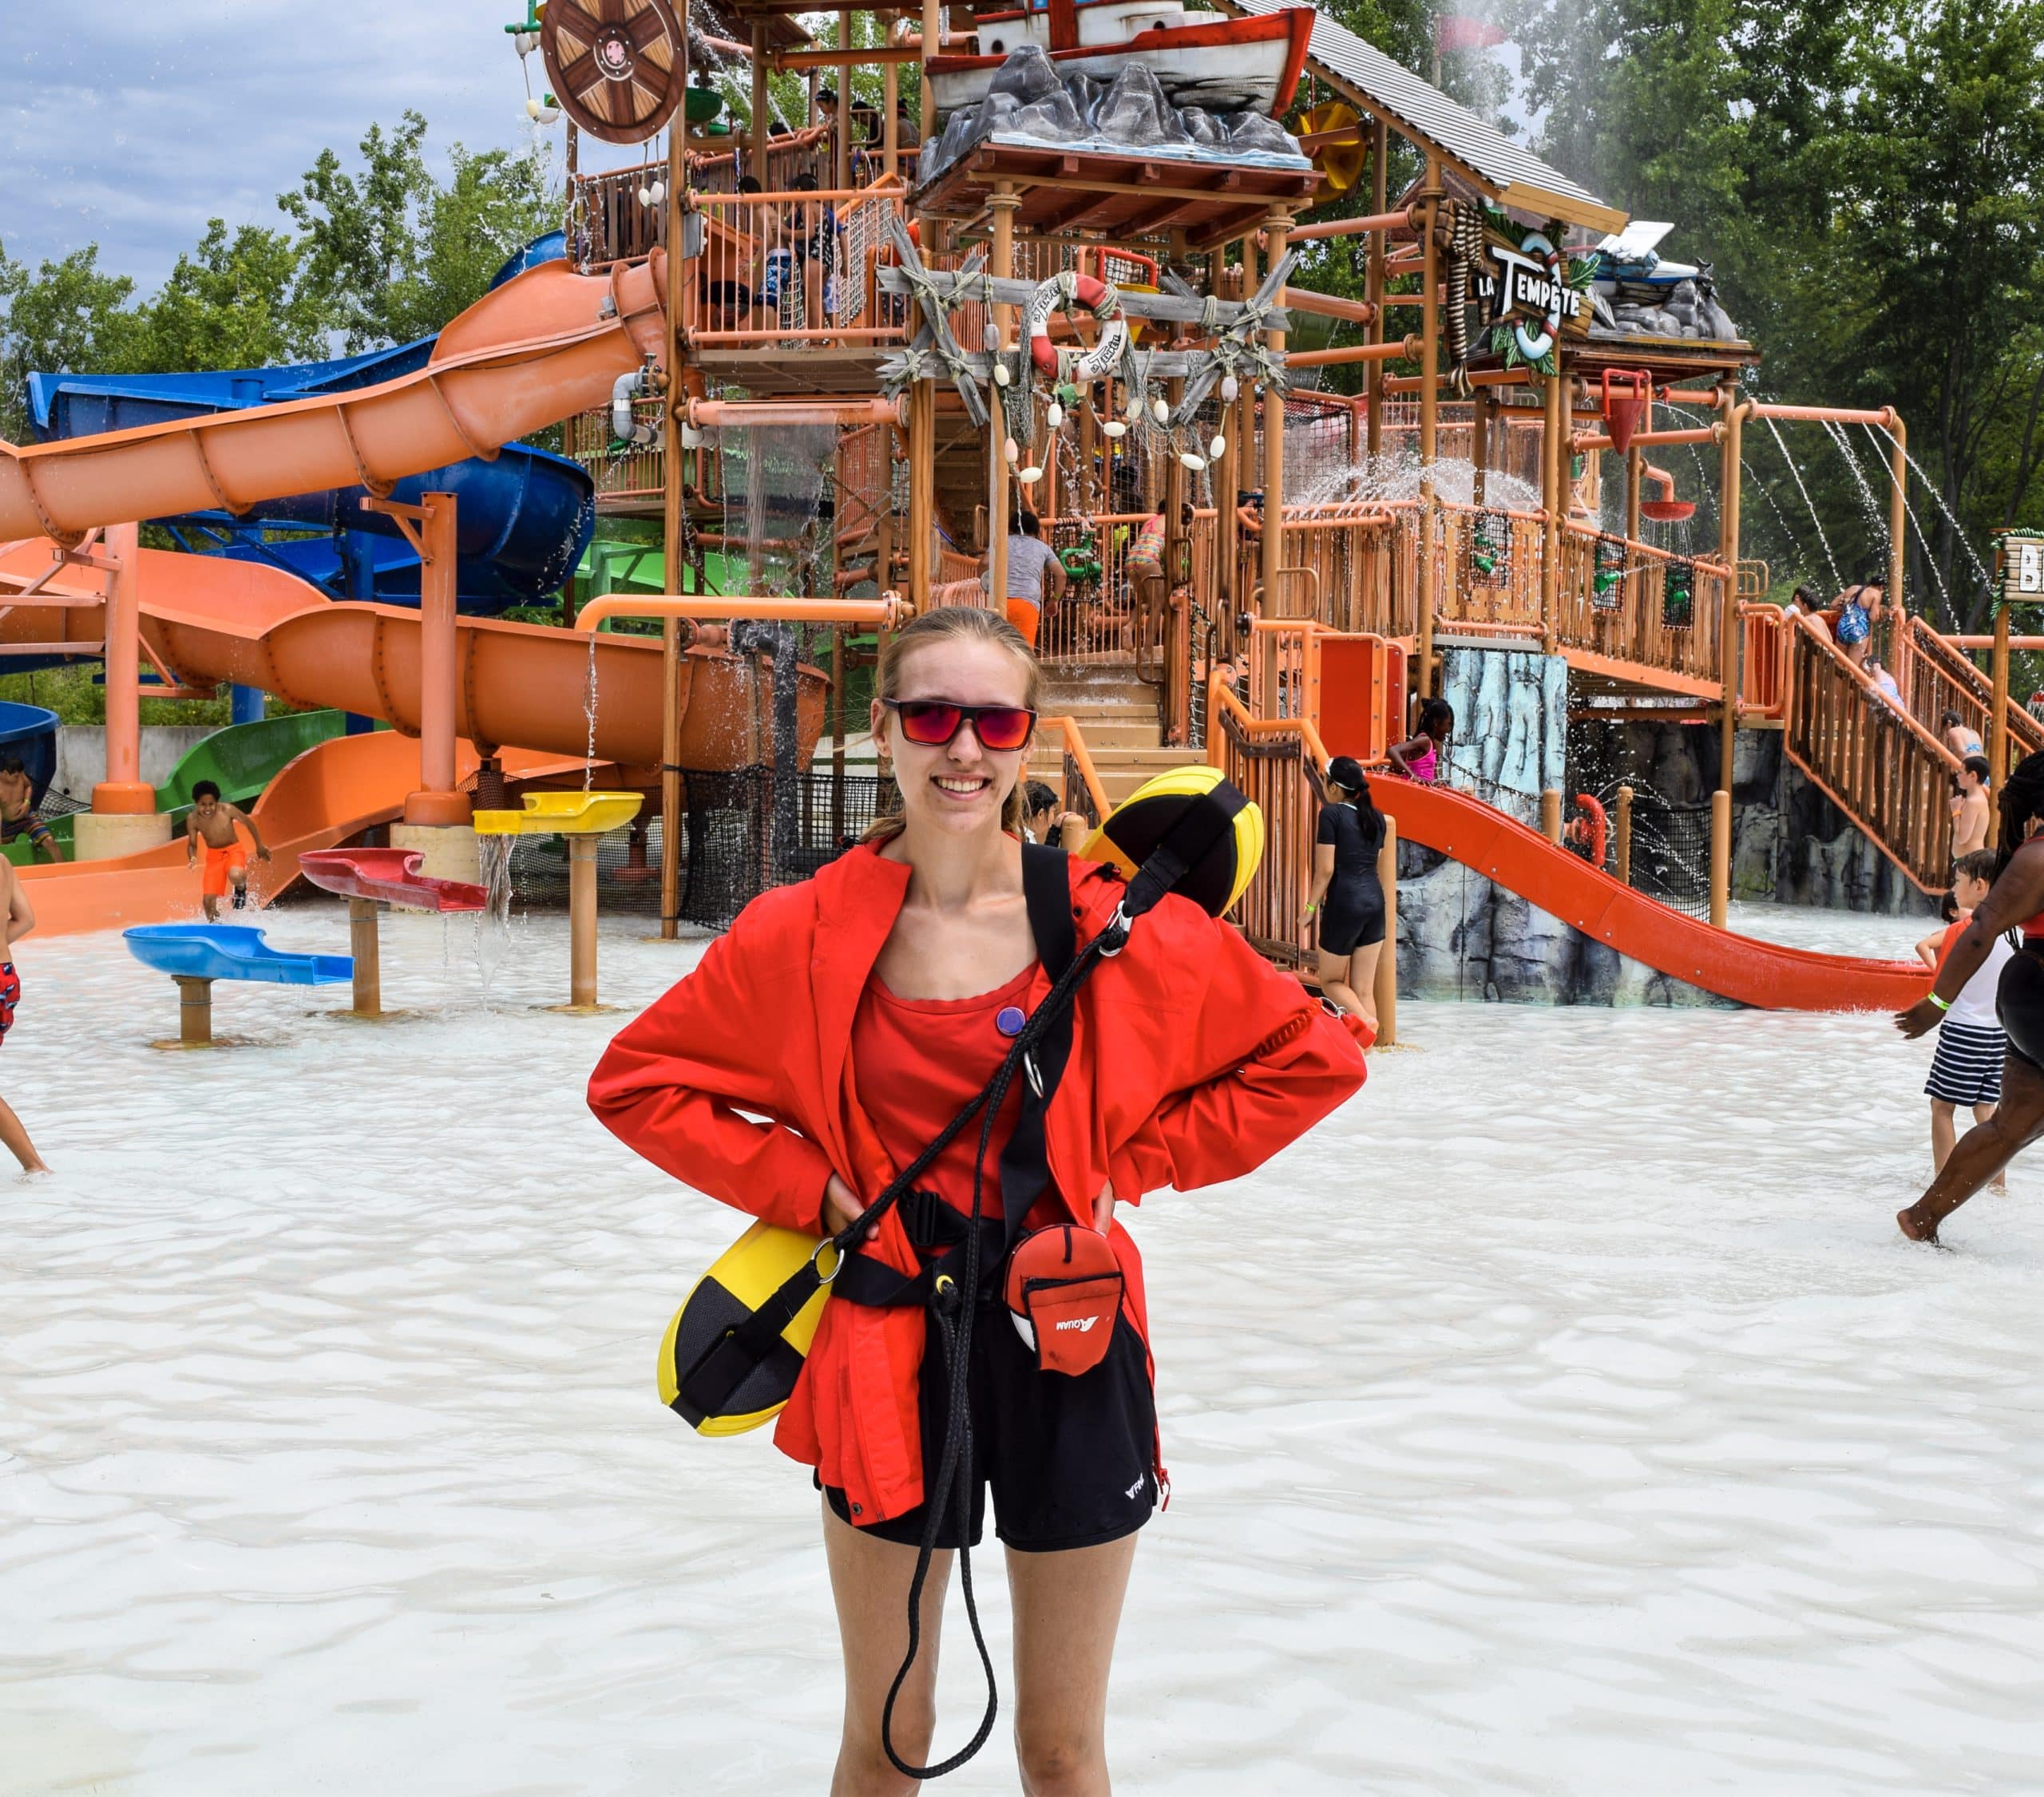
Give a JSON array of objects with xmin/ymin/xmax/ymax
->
[
  {"xmin": 185, "ymin": 780, "xmax": 271, "ymax": 920},
  {"xmin": 0, "ymin": 856, "xmax": 50, "ymax": 1173},
  {"xmin": 1915, "ymin": 850, "xmax": 2011, "ymax": 1179}
]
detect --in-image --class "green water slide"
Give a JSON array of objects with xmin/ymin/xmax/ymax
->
[{"xmin": 8, "ymin": 710, "xmax": 355, "ymax": 866}]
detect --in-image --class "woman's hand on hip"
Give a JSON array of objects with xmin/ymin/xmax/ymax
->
[{"xmin": 822, "ymin": 1172, "xmax": 866, "ymax": 1237}]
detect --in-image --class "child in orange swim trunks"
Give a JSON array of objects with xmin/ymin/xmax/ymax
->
[{"xmin": 184, "ymin": 779, "xmax": 271, "ymax": 920}]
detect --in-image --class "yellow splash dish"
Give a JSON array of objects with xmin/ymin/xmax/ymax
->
[{"xmin": 471, "ymin": 791, "xmax": 645, "ymax": 837}]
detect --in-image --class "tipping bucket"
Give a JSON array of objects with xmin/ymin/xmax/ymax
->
[{"xmin": 1601, "ymin": 369, "xmax": 1650, "ymax": 457}]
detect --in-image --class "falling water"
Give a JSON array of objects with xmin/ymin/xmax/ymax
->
[
  {"xmin": 1860, "ymin": 423, "xmax": 1951, "ymax": 620},
  {"xmin": 582, "ymin": 631, "xmax": 600, "ymax": 794},
  {"xmin": 1890, "ymin": 435, "xmax": 1994, "ymax": 594},
  {"xmin": 472, "ymin": 837, "xmax": 517, "ymax": 1011},
  {"xmin": 1741, "ymin": 458, "xmax": 1807, "ymax": 572},
  {"xmin": 1820, "ymin": 422, "xmax": 1891, "ymax": 563},
  {"xmin": 1761, "ymin": 415, "xmax": 1842, "ymax": 591}
]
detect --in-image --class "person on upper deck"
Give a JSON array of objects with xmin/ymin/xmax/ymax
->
[{"xmin": 1388, "ymin": 699, "xmax": 1455, "ymax": 784}]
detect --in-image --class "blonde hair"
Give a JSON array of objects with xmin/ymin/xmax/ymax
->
[{"xmin": 862, "ymin": 605, "xmax": 1042, "ymax": 845}]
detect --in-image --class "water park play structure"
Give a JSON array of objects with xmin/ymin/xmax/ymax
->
[
  {"xmin": 122, "ymin": 923, "xmax": 354, "ymax": 1047},
  {"xmin": 3, "ymin": 0, "xmax": 2018, "ymax": 1013}
]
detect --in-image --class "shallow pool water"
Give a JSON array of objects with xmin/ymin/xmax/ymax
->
[{"xmin": 5, "ymin": 900, "xmax": 2039, "ymax": 1794}]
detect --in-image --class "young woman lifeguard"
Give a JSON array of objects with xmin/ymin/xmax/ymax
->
[{"xmin": 589, "ymin": 606, "xmax": 1365, "ymax": 1792}]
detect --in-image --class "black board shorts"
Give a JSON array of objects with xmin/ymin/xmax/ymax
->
[
  {"xmin": 822, "ymin": 1300, "xmax": 1158, "ymax": 1554},
  {"xmin": 1320, "ymin": 881, "xmax": 1386, "ymax": 956}
]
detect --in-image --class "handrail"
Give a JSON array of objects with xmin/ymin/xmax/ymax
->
[
  {"xmin": 1040, "ymin": 714, "xmax": 1111, "ymax": 821},
  {"xmin": 573, "ymin": 594, "xmax": 905, "ymax": 631},
  {"xmin": 1782, "ymin": 613, "xmax": 1957, "ymax": 892}
]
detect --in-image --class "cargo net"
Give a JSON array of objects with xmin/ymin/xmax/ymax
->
[{"xmin": 497, "ymin": 770, "xmax": 899, "ymax": 926}]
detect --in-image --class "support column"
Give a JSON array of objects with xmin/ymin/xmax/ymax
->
[
  {"xmin": 1540, "ymin": 364, "xmax": 1562, "ymax": 657},
  {"xmin": 661, "ymin": 118, "xmax": 687, "ymax": 941},
  {"xmin": 883, "ymin": 42, "xmax": 900, "ymax": 180},
  {"xmin": 390, "ymin": 493, "xmax": 476, "ymax": 883},
  {"xmin": 751, "ymin": 23, "xmax": 770, "ymax": 183},
  {"xmin": 1888, "ymin": 410, "xmax": 1907, "ymax": 661},
  {"xmin": 987, "ymin": 183, "xmax": 1020, "ymax": 619},
  {"xmin": 921, "ymin": 0, "xmax": 940, "ymax": 123},
  {"xmin": 908, "ymin": 380, "xmax": 934, "ymax": 611},
  {"xmin": 349, "ymin": 897, "xmax": 382, "ymax": 1018},
  {"xmin": 1615, "ymin": 784, "xmax": 1634, "ymax": 886},
  {"xmin": 1472, "ymin": 387, "xmax": 1491, "ymax": 508},
  {"xmin": 1717, "ymin": 394, "xmax": 1745, "ymax": 796},
  {"xmin": 1709, "ymin": 787, "xmax": 1730, "ymax": 928},
  {"xmin": 1991, "ymin": 597, "xmax": 2011, "ymax": 835},
  {"xmin": 176, "ymin": 976, "xmax": 213, "ymax": 1048},
  {"xmin": 230, "ymin": 686, "xmax": 264, "ymax": 726},
  {"xmin": 1416, "ymin": 164, "xmax": 1442, "ymax": 698},
  {"xmin": 1625, "ymin": 437, "xmax": 1643, "ymax": 612},
  {"xmin": 1260, "ymin": 208, "xmax": 1291, "ymax": 618},
  {"xmin": 1234, "ymin": 235, "xmax": 1257, "ymax": 609},
  {"xmin": 1365, "ymin": 118, "xmax": 1388, "ymax": 463},
  {"xmin": 568, "ymin": 835, "xmax": 600, "ymax": 1009},
  {"xmin": 79, "ymin": 520, "xmax": 172, "ymax": 861},
  {"xmin": 1540, "ymin": 788, "xmax": 1562, "ymax": 844}
]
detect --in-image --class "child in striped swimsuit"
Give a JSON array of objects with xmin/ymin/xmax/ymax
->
[{"xmin": 1918, "ymin": 850, "xmax": 2012, "ymax": 1177}]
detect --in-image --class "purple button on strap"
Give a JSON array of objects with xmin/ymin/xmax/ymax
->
[{"xmin": 996, "ymin": 1005, "xmax": 1027, "ymax": 1038}]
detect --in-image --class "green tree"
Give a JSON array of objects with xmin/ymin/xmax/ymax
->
[
  {"xmin": 279, "ymin": 110, "xmax": 559, "ymax": 351},
  {"xmin": 132, "ymin": 220, "xmax": 330, "ymax": 374},
  {"xmin": 0, "ymin": 243, "xmax": 139, "ymax": 441}
]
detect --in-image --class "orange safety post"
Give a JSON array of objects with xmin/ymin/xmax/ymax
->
[{"xmin": 378, "ymin": 493, "xmax": 468, "ymax": 829}]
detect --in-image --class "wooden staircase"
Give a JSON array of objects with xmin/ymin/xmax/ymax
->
[{"xmin": 1034, "ymin": 672, "xmax": 1199, "ymax": 807}]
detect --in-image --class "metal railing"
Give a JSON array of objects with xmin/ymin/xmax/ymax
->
[
  {"xmin": 568, "ymin": 129, "xmax": 834, "ymax": 267},
  {"xmin": 1895, "ymin": 614, "xmax": 2044, "ymax": 763},
  {"xmin": 1784, "ymin": 615, "xmax": 1957, "ymax": 892}
]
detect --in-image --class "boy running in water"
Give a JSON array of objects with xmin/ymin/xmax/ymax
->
[{"xmin": 184, "ymin": 780, "xmax": 271, "ymax": 919}]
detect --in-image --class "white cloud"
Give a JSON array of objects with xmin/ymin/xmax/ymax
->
[{"xmin": 0, "ymin": 0, "xmax": 584, "ymax": 288}]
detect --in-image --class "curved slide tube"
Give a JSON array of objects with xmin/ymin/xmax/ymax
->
[
  {"xmin": 1368, "ymin": 774, "xmax": 1931, "ymax": 1013},
  {"xmin": 0, "ymin": 253, "xmax": 668, "ymax": 544},
  {"xmin": 20, "ymin": 730, "xmax": 584, "ymax": 937},
  {"xmin": 0, "ymin": 540, "xmax": 823, "ymax": 774}
]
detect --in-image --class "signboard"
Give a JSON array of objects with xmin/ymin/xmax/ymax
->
[
  {"xmin": 1473, "ymin": 229, "xmax": 1588, "ymax": 363},
  {"xmin": 2002, "ymin": 533, "xmax": 2044, "ymax": 604}
]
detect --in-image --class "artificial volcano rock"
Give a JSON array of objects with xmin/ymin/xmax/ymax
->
[{"xmin": 1091, "ymin": 65, "xmax": 1189, "ymax": 148}]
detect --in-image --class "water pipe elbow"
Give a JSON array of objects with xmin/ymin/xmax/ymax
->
[{"xmin": 612, "ymin": 370, "xmax": 657, "ymax": 445}]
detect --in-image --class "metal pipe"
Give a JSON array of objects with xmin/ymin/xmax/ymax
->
[
  {"xmin": 1615, "ymin": 785, "xmax": 1634, "ymax": 886},
  {"xmin": 1745, "ymin": 402, "xmax": 1897, "ymax": 428},
  {"xmin": 1285, "ymin": 208, "xmax": 1420, "ymax": 243},
  {"xmin": 1281, "ymin": 289, "xmax": 1379, "ymax": 326},
  {"xmin": 661, "ymin": 111, "xmax": 686, "ymax": 943},
  {"xmin": 1540, "ymin": 788, "xmax": 1562, "ymax": 844},
  {"xmin": 1283, "ymin": 336, "xmax": 1421, "ymax": 369},
  {"xmin": 574, "ymin": 593, "xmax": 905, "ymax": 631},
  {"xmin": 1261, "ymin": 208, "xmax": 1291, "ymax": 619},
  {"xmin": 1572, "ymin": 425, "xmax": 1720, "ymax": 453},
  {"xmin": 687, "ymin": 397, "xmax": 905, "ymax": 426},
  {"xmin": 1365, "ymin": 117, "xmax": 1387, "ymax": 462},
  {"xmin": 1709, "ymin": 788, "xmax": 1730, "ymax": 928},
  {"xmin": 1416, "ymin": 164, "xmax": 1440, "ymax": 697},
  {"xmin": 1718, "ymin": 397, "xmax": 1748, "ymax": 794}
]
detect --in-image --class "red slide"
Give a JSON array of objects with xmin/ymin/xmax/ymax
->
[{"xmin": 1367, "ymin": 774, "xmax": 1931, "ymax": 1013}]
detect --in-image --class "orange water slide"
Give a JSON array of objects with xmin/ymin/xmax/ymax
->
[
  {"xmin": 0, "ymin": 255, "xmax": 667, "ymax": 543},
  {"xmin": 0, "ymin": 541, "xmax": 823, "ymax": 773},
  {"xmin": 18, "ymin": 731, "xmax": 583, "ymax": 936},
  {"xmin": 1368, "ymin": 774, "xmax": 1931, "ymax": 1012}
]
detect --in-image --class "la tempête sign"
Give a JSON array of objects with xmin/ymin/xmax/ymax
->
[{"xmin": 1473, "ymin": 229, "xmax": 1586, "ymax": 362}]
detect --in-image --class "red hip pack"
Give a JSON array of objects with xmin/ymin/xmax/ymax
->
[{"xmin": 1004, "ymin": 1225, "xmax": 1125, "ymax": 1377}]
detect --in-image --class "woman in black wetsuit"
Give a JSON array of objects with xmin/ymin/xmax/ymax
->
[
  {"xmin": 1896, "ymin": 750, "xmax": 2044, "ymax": 1242},
  {"xmin": 1304, "ymin": 754, "xmax": 1388, "ymax": 1035}
]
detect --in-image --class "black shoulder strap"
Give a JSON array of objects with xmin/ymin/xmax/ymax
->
[{"xmin": 1020, "ymin": 843, "xmax": 1075, "ymax": 982}]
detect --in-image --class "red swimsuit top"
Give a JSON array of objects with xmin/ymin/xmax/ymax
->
[{"xmin": 851, "ymin": 963, "xmax": 1035, "ymax": 1218}]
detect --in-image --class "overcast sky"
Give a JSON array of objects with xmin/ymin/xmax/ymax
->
[{"xmin": 0, "ymin": 1, "xmax": 640, "ymax": 292}]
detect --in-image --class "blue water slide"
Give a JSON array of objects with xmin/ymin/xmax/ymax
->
[
  {"xmin": 122, "ymin": 924, "xmax": 353, "ymax": 986},
  {"xmin": 25, "ymin": 238, "xmax": 592, "ymax": 617},
  {"xmin": 0, "ymin": 703, "xmax": 59, "ymax": 807}
]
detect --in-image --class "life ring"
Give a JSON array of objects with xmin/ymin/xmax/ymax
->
[
  {"xmin": 1562, "ymin": 792, "xmax": 1608, "ymax": 867},
  {"xmin": 1026, "ymin": 270, "xmax": 1128, "ymax": 383}
]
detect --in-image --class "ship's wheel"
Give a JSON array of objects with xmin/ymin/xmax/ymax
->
[{"xmin": 542, "ymin": 0, "xmax": 687, "ymax": 144}]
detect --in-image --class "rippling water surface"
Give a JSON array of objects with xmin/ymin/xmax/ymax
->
[{"xmin": 5, "ymin": 900, "xmax": 2040, "ymax": 1793}]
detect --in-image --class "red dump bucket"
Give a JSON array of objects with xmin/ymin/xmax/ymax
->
[
  {"xmin": 1640, "ymin": 499, "xmax": 1696, "ymax": 524},
  {"xmin": 1601, "ymin": 370, "xmax": 1650, "ymax": 457}
]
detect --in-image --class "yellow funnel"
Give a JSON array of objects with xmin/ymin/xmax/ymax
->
[{"xmin": 472, "ymin": 791, "xmax": 645, "ymax": 837}]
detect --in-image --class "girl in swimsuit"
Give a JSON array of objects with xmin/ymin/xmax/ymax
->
[
  {"xmin": 1388, "ymin": 698, "xmax": 1455, "ymax": 783},
  {"xmin": 1895, "ymin": 750, "xmax": 2044, "ymax": 1242}
]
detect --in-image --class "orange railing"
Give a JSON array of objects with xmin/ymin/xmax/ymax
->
[
  {"xmin": 1739, "ymin": 602, "xmax": 1789, "ymax": 718},
  {"xmin": 569, "ymin": 129, "xmax": 834, "ymax": 267},
  {"xmin": 1205, "ymin": 676, "xmax": 1328, "ymax": 968},
  {"xmin": 1783, "ymin": 615, "xmax": 1957, "ymax": 891},
  {"xmin": 687, "ymin": 183, "xmax": 912, "ymax": 350},
  {"xmin": 1040, "ymin": 714, "xmax": 1111, "ymax": 825},
  {"xmin": 1894, "ymin": 614, "xmax": 2044, "ymax": 764}
]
